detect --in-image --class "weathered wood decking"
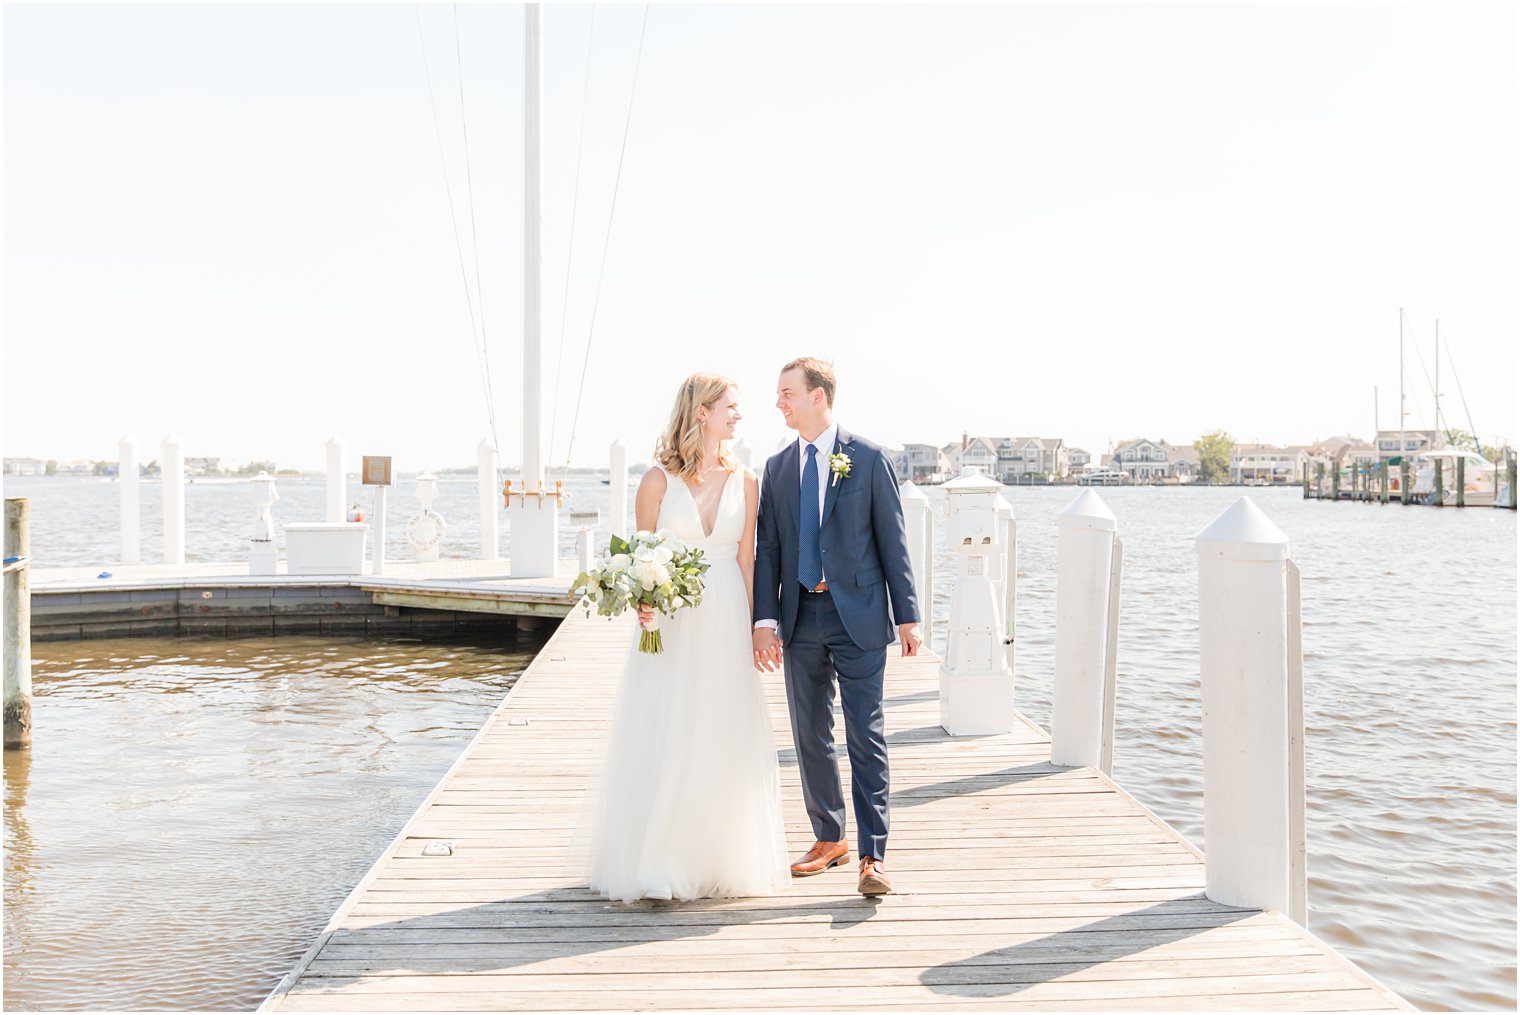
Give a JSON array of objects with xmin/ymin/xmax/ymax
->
[{"xmin": 260, "ymin": 609, "xmax": 1412, "ymax": 1012}]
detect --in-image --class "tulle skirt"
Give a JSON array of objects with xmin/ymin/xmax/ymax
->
[{"xmin": 574, "ymin": 557, "xmax": 790, "ymax": 903}]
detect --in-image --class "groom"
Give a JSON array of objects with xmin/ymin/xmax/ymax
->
[{"xmin": 752, "ymin": 357, "xmax": 922, "ymax": 897}]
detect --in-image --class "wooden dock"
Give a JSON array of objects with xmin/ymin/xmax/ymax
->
[{"xmin": 259, "ymin": 608, "xmax": 1412, "ymax": 1012}]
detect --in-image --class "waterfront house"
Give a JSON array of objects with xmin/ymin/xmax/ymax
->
[
  {"xmin": 1113, "ymin": 438, "xmax": 1178, "ymax": 482},
  {"xmin": 1230, "ymin": 444, "xmax": 1311, "ymax": 484},
  {"xmin": 899, "ymin": 442, "xmax": 950, "ymax": 483},
  {"xmin": 996, "ymin": 437, "xmax": 1068, "ymax": 481},
  {"xmin": 945, "ymin": 434, "xmax": 999, "ymax": 476},
  {"xmin": 4, "ymin": 457, "xmax": 47, "ymax": 476},
  {"xmin": 1067, "ymin": 448, "xmax": 1093, "ymax": 475},
  {"xmin": 1375, "ymin": 429, "xmax": 1441, "ymax": 461}
]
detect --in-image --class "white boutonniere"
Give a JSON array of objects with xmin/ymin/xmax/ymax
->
[{"xmin": 829, "ymin": 452, "xmax": 852, "ymax": 487}]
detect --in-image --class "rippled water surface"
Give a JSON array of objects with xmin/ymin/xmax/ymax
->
[
  {"xmin": 3, "ymin": 634, "xmax": 539, "ymax": 1012},
  {"xmin": 3, "ymin": 476, "xmax": 1515, "ymax": 1010}
]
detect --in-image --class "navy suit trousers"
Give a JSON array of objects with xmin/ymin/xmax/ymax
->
[{"xmin": 784, "ymin": 588, "xmax": 890, "ymax": 861}]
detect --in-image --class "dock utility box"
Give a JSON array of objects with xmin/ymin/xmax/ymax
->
[{"xmin": 284, "ymin": 522, "xmax": 369, "ymax": 575}]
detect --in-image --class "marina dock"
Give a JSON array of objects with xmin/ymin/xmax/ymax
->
[{"xmin": 258, "ymin": 607, "xmax": 1412, "ymax": 1012}]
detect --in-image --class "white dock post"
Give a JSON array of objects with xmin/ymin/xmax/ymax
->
[
  {"xmin": 161, "ymin": 434, "xmax": 185, "ymax": 565},
  {"xmin": 1197, "ymin": 497, "xmax": 1301, "ymax": 919},
  {"xmin": 4, "ymin": 498, "xmax": 32, "ymax": 750},
  {"xmin": 325, "ymin": 438, "xmax": 346, "ymax": 523},
  {"xmin": 997, "ymin": 494, "xmax": 1016, "ymax": 674},
  {"xmin": 478, "ymin": 439, "xmax": 499, "ymax": 559},
  {"xmin": 576, "ymin": 527, "xmax": 594, "ymax": 573},
  {"xmin": 609, "ymin": 439, "xmax": 629, "ymax": 540},
  {"xmin": 1050, "ymin": 490, "xmax": 1119, "ymax": 770},
  {"xmin": 900, "ymin": 482, "xmax": 932, "ymax": 643},
  {"xmin": 118, "ymin": 435, "xmax": 140, "ymax": 564}
]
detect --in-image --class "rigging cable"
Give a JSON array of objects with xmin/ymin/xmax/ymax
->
[
  {"xmin": 1441, "ymin": 332, "xmax": 1484, "ymax": 455},
  {"xmin": 1400, "ymin": 308, "xmax": 1434, "ymax": 432},
  {"xmin": 548, "ymin": 6, "xmax": 599, "ymax": 478},
  {"xmin": 563, "ymin": 4, "xmax": 650, "ymax": 470},
  {"xmin": 413, "ymin": 4, "xmax": 500, "ymax": 451},
  {"xmin": 451, "ymin": 4, "xmax": 502, "ymax": 452}
]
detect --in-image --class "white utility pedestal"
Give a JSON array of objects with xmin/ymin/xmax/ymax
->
[
  {"xmin": 285, "ymin": 522, "xmax": 369, "ymax": 575},
  {"xmin": 938, "ymin": 467, "xmax": 1014, "ymax": 736},
  {"xmin": 248, "ymin": 471, "xmax": 281, "ymax": 576}
]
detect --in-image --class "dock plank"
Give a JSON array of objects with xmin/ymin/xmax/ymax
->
[{"xmin": 260, "ymin": 609, "xmax": 1412, "ymax": 1012}]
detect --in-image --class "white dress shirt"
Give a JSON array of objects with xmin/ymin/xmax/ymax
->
[{"xmin": 756, "ymin": 423, "xmax": 838, "ymax": 631}]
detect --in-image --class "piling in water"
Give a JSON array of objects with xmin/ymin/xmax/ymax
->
[{"xmin": 4, "ymin": 498, "xmax": 32, "ymax": 750}]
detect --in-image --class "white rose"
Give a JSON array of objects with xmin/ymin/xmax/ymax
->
[{"xmin": 609, "ymin": 553, "xmax": 631, "ymax": 570}]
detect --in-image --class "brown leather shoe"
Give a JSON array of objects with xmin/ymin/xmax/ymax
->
[
  {"xmin": 858, "ymin": 856, "xmax": 892, "ymax": 896},
  {"xmin": 790, "ymin": 839, "xmax": 849, "ymax": 877}
]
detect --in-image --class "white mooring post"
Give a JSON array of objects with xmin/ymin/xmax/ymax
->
[
  {"xmin": 995, "ymin": 493, "xmax": 1017, "ymax": 674},
  {"xmin": 477, "ymin": 439, "xmax": 500, "ymax": 559},
  {"xmin": 938, "ymin": 468, "xmax": 1014, "ymax": 736},
  {"xmin": 1197, "ymin": 497, "xmax": 1307, "ymax": 924},
  {"xmin": 4, "ymin": 498, "xmax": 33, "ymax": 751},
  {"xmin": 325, "ymin": 438, "xmax": 346, "ymax": 523},
  {"xmin": 1050, "ymin": 490, "xmax": 1121, "ymax": 771},
  {"xmin": 609, "ymin": 439, "xmax": 629, "ymax": 541},
  {"xmin": 900, "ymin": 482, "xmax": 932, "ymax": 644},
  {"xmin": 160, "ymin": 434, "xmax": 185, "ymax": 565},
  {"xmin": 118, "ymin": 435, "xmax": 140, "ymax": 564}
]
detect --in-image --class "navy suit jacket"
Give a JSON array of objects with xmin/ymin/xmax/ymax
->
[{"xmin": 753, "ymin": 426, "xmax": 920, "ymax": 651}]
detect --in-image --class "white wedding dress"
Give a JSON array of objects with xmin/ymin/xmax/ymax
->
[{"xmin": 580, "ymin": 465, "xmax": 790, "ymax": 903}]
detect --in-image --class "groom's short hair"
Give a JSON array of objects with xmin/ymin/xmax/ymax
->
[{"xmin": 783, "ymin": 357, "xmax": 836, "ymax": 408}]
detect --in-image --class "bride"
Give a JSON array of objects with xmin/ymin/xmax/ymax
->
[{"xmin": 580, "ymin": 372, "xmax": 790, "ymax": 903}]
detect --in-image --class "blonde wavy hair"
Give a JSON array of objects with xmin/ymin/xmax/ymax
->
[{"xmin": 654, "ymin": 373, "xmax": 740, "ymax": 482}]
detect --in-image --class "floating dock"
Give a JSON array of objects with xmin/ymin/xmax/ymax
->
[
  {"xmin": 258, "ymin": 608, "xmax": 1412, "ymax": 1012},
  {"xmin": 26, "ymin": 560, "xmax": 579, "ymax": 641}
]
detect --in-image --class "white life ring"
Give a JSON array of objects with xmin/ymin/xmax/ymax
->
[{"xmin": 405, "ymin": 509, "xmax": 447, "ymax": 552}]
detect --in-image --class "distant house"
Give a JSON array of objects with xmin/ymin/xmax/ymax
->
[
  {"xmin": 4, "ymin": 458, "xmax": 46, "ymax": 476},
  {"xmin": 1166, "ymin": 444, "xmax": 1200, "ymax": 483},
  {"xmin": 899, "ymin": 443, "xmax": 950, "ymax": 483},
  {"xmin": 57, "ymin": 460, "xmax": 95, "ymax": 476},
  {"xmin": 944, "ymin": 434, "xmax": 999, "ymax": 477},
  {"xmin": 1067, "ymin": 448, "xmax": 1093, "ymax": 474},
  {"xmin": 996, "ymin": 437, "xmax": 1067, "ymax": 481},
  {"xmin": 1112, "ymin": 439, "xmax": 1172, "ymax": 482},
  {"xmin": 1230, "ymin": 444, "xmax": 1311, "ymax": 483},
  {"xmin": 1375, "ymin": 429, "xmax": 1441, "ymax": 460},
  {"xmin": 185, "ymin": 456, "xmax": 223, "ymax": 476}
]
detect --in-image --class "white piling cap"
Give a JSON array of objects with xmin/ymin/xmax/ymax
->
[
  {"xmin": 610, "ymin": 438, "xmax": 626, "ymax": 450},
  {"xmin": 477, "ymin": 437, "xmax": 495, "ymax": 451},
  {"xmin": 162, "ymin": 434, "xmax": 182, "ymax": 447},
  {"xmin": 1058, "ymin": 489, "xmax": 1117, "ymax": 532},
  {"xmin": 1196, "ymin": 497, "xmax": 1290, "ymax": 561},
  {"xmin": 899, "ymin": 480, "xmax": 928, "ymax": 503},
  {"xmin": 118, "ymin": 435, "xmax": 137, "ymax": 446},
  {"xmin": 328, "ymin": 436, "xmax": 345, "ymax": 447}
]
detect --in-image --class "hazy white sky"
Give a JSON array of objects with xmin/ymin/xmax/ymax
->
[{"xmin": 4, "ymin": 2, "xmax": 1516, "ymax": 472}]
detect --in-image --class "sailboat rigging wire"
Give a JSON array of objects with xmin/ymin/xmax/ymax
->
[
  {"xmin": 1442, "ymin": 334, "xmax": 1483, "ymax": 454},
  {"xmin": 564, "ymin": 4, "xmax": 650, "ymax": 470},
  {"xmin": 414, "ymin": 4, "xmax": 499, "ymax": 451},
  {"xmin": 451, "ymin": 4, "xmax": 502, "ymax": 452},
  {"xmin": 548, "ymin": 5, "xmax": 599, "ymax": 477},
  {"xmin": 1400, "ymin": 308, "xmax": 1434, "ymax": 431}
]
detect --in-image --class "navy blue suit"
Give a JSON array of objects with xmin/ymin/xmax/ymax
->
[{"xmin": 753, "ymin": 426, "xmax": 919, "ymax": 861}]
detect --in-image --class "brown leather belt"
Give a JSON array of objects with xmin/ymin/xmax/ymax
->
[{"xmin": 802, "ymin": 581, "xmax": 830, "ymax": 594}]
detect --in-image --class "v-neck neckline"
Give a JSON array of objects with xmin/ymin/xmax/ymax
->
[{"xmin": 679, "ymin": 467, "xmax": 734, "ymax": 540}]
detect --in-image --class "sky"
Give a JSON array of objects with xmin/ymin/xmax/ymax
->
[{"xmin": 3, "ymin": 2, "xmax": 1517, "ymax": 472}]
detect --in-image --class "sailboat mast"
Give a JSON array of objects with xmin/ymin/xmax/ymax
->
[
  {"xmin": 1434, "ymin": 318, "xmax": 1442, "ymax": 437},
  {"xmin": 523, "ymin": 2, "xmax": 543, "ymax": 492},
  {"xmin": 1398, "ymin": 308, "xmax": 1405, "ymax": 453}
]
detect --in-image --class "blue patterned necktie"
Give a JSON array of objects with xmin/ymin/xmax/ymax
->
[{"xmin": 799, "ymin": 443, "xmax": 823, "ymax": 589}]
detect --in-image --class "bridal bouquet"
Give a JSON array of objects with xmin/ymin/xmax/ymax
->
[{"xmin": 571, "ymin": 530, "xmax": 709, "ymax": 654}]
